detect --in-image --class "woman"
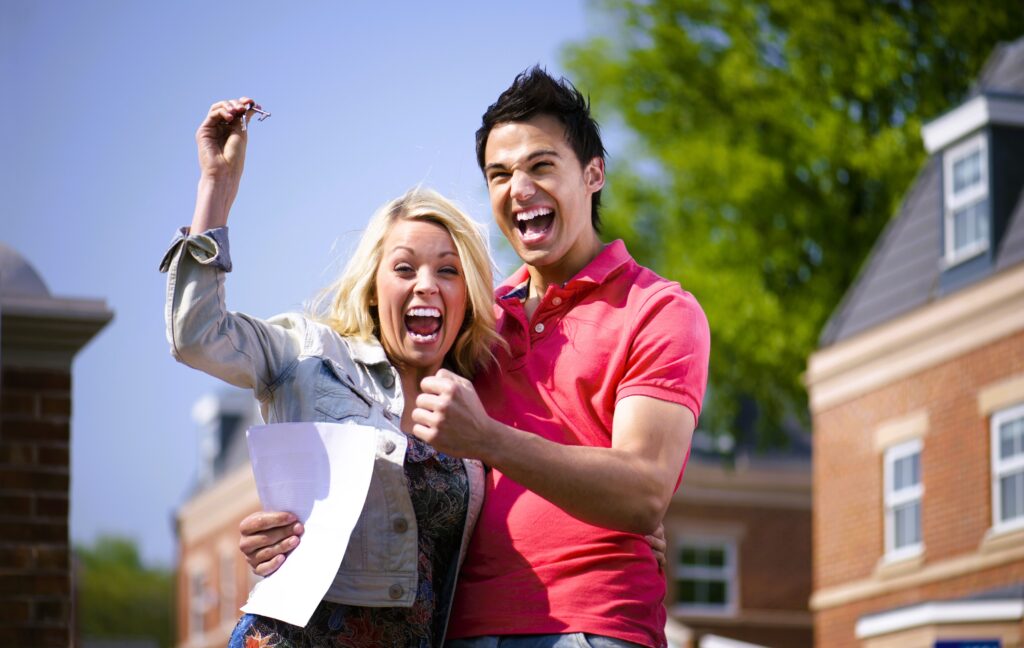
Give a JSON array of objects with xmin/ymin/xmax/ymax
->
[{"xmin": 162, "ymin": 98, "xmax": 501, "ymax": 647}]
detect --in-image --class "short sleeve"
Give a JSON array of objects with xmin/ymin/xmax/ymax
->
[{"xmin": 616, "ymin": 286, "xmax": 710, "ymax": 423}]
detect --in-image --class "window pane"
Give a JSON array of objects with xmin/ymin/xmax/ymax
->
[
  {"xmin": 1001, "ymin": 471, "xmax": 1024, "ymax": 523},
  {"xmin": 707, "ymin": 548, "xmax": 726, "ymax": 568},
  {"xmin": 678, "ymin": 578, "xmax": 728, "ymax": 606},
  {"xmin": 953, "ymin": 150, "xmax": 982, "ymax": 194},
  {"xmin": 894, "ymin": 501, "xmax": 921, "ymax": 549},
  {"xmin": 1000, "ymin": 416, "xmax": 1024, "ymax": 460},
  {"xmin": 707, "ymin": 580, "xmax": 727, "ymax": 604},
  {"xmin": 678, "ymin": 579, "xmax": 696, "ymax": 602},
  {"xmin": 953, "ymin": 199, "xmax": 988, "ymax": 251},
  {"xmin": 680, "ymin": 547, "xmax": 697, "ymax": 566},
  {"xmin": 893, "ymin": 452, "xmax": 921, "ymax": 491}
]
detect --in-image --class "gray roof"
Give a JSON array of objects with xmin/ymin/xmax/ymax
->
[{"xmin": 819, "ymin": 37, "xmax": 1024, "ymax": 347}]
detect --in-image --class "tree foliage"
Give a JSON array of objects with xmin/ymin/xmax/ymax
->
[
  {"xmin": 76, "ymin": 535, "xmax": 174, "ymax": 648},
  {"xmin": 564, "ymin": 0, "xmax": 1024, "ymax": 445}
]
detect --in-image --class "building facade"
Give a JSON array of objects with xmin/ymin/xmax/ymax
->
[
  {"xmin": 664, "ymin": 434, "xmax": 813, "ymax": 648},
  {"xmin": 805, "ymin": 38, "xmax": 1024, "ymax": 648}
]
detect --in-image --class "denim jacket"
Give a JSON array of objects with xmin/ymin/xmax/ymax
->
[{"xmin": 160, "ymin": 227, "xmax": 484, "ymax": 625}]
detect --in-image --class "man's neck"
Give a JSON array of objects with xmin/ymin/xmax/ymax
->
[{"xmin": 522, "ymin": 236, "xmax": 605, "ymax": 320}]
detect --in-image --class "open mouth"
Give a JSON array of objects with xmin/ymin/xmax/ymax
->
[
  {"xmin": 516, "ymin": 207, "xmax": 555, "ymax": 242},
  {"xmin": 404, "ymin": 306, "xmax": 442, "ymax": 343}
]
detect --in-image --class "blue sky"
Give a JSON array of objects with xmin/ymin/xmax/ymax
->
[{"xmin": 2, "ymin": 0, "xmax": 609, "ymax": 566}]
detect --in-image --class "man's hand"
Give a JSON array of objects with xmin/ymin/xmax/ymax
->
[
  {"xmin": 239, "ymin": 511, "xmax": 303, "ymax": 577},
  {"xmin": 647, "ymin": 523, "xmax": 668, "ymax": 573},
  {"xmin": 411, "ymin": 369, "xmax": 496, "ymax": 460}
]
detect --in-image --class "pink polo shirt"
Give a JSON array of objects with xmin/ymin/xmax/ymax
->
[{"xmin": 446, "ymin": 240, "xmax": 710, "ymax": 648}]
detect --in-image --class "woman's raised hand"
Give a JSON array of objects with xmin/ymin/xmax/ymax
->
[
  {"xmin": 196, "ymin": 97, "xmax": 257, "ymax": 180},
  {"xmin": 190, "ymin": 97, "xmax": 260, "ymax": 232}
]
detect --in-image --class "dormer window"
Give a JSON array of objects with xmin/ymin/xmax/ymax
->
[{"xmin": 942, "ymin": 133, "xmax": 989, "ymax": 265}]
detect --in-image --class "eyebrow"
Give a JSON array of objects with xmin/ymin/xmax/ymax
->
[
  {"xmin": 484, "ymin": 148, "xmax": 561, "ymax": 173},
  {"xmin": 390, "ymin": 246, "xmax": 460, "ymax": 259}
]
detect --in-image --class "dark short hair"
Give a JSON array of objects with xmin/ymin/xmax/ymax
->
[{"xmin": 476, "ymin": 66, "xmax": 607, "ymax": 231}]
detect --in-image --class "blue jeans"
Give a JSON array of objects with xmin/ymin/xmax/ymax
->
[{"xmin": 446, "ymin": 634, "xmax": 645, "ymax": 648}]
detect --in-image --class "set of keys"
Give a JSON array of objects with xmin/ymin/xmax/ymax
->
[{"xmin": 240, "ymin": 102, "xmax": 271, "ymax": 131}]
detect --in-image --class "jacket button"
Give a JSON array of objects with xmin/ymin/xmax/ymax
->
[
  {"xmin": 392, "ymin": 517, "xmax": 409, "ymax": 533},
  {"xmin": 388, "ymin": 584, "xmax": 403, "ymax": 599},
  {"xmin": 552, "ymin": 296, "xmax": 563, "ymax": 306},
  {"xmin": 534, "ymin": 323, "xmax": 545, "ymax": 333},
  {"xmin": 384, "ymin": 440, "xmax": 396, "ymax": 454}
]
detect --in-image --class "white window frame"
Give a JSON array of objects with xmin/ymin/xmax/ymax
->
[
  {"xmin": 188, "ymin": 568, "xmax": 212, "ymax": 639},
  {"xmin": 883, "ymin": 439, "xmax": 924, "ymax": 562},
  {"xmin": 942, "ymin": 132, "xmax": 990, "ymax": 265},
  {"xmin": 672, "ymin": 536, "xmax": 738, "ymax": 616},
  {"xmin": 991, "ymin": 402, "xmax": 1024, "ymax": 534}
]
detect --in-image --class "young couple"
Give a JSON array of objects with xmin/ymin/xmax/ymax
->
[{"xmin": 162, "ymin": 68, "xmax": 709, "ymax": 648}]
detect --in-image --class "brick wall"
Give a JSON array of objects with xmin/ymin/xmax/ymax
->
[
  {"xmin": 0, "ymin": 366, "xmax": 73, "ymax": 647},
  {"xmin": 812, "ymin": 328, "xmax": 1024, "ymax": 646}
]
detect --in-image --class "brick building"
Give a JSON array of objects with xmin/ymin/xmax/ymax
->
[
  {"xmin": 174, "ymin": 390, "xmax": 259, "ymax": 648},
  {"xmin": 0, "ymin": 243, "xmax": 112, "ymax": 646},
  {"xmin": 664, "ymin": 431, "xmax": 813, "ymax": 648},
  {"xmin": 805, "ymin": 38, "xmax": 1024, "ymax": 647}
]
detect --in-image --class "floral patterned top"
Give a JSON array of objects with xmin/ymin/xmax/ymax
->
[{"xmin": 230, "ymin": 434, "xmax": 470, "ymax": 648}]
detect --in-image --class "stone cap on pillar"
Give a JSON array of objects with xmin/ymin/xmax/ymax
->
[{"xmin": 0, "ymin": 242, "xmax": 113, "ymax": 369}]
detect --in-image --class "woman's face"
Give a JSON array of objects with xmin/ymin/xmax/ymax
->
[{"xmin": 375, "ymin": 219, "xmax": 468, "ymax": 376}]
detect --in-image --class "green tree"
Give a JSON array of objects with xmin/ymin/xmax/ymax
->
[
  {"xmin": 564, "ymin": 0, "xmax": 1024, "ymax": 445},
  {"xmin": 76, "ymin": 535, "xmax": 174, "ymax": 648}
]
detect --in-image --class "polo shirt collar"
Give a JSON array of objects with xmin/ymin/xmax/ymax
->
[{"xmin": 495, "ymin": 239, "xmax": 633, "ymax": 298}]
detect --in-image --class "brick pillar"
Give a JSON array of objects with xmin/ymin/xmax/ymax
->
[
  {"xmin": 0, "ymin": 367, "xmax": 73, "ymax": 646},
  {"xmin": 0, "ymin": 244, "xmax": 112, "ymax": 647}
]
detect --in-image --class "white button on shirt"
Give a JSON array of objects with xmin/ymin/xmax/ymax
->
[
  {"xmin": 534, "ymin": 323, "xmax": 545, "ymax": 333},
  {"xmin": 552, "ymin": 297, "xmax": 563, "ymax": 306}
]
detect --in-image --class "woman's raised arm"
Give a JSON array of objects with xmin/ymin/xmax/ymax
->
[{"xmin": 191, "ymin": 97, "xmax": 259, "ymax": 232}]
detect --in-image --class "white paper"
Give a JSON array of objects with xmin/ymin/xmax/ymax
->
[{"xmin": 240, "ymin": 421, "xmax": 378, "ymax": 627}]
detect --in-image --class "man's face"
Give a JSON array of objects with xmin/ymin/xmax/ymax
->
[{"xmin": 483, "ymin": 114, "xmax": 604, "ymax": 280}]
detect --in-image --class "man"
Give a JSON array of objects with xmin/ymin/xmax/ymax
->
[
  {"xmin": 410, "ymin": 68, "xmax": 709, "ymax": 648},
  {"xmin": 241, "ymin": 68, "xmax": 709, "ymax": 648}
]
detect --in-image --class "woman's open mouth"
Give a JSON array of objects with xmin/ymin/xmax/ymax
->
[{"xmin": 405, "ymin": 306, "xmax": 442, "ymax": 343}]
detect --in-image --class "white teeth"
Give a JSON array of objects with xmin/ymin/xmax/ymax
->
[
  {"xmin": 516, "ymin": 207, "xmax": 553, "ymax": 222},
  {"xmin": 407, "ymin": 307, "xmax": 441, "ymax": 317},
  {"xmin": 408, "ymin": 331, "xmax": 440, "ymax": 343}
]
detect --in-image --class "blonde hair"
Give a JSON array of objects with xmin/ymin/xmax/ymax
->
[{"xmin": 311, "ymin": 188, "xmax": 501, "ymax": 377}]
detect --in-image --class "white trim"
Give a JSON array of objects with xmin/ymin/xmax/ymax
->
[
  {"xmin": 883, "ymin": 439, "xmax": 924, "ymax": 561},
  {"xmin": 700, "ymin": 636, "xmax": 768, "ymax": 648},
  {"xmin": 923, "ymin": 94, "xmax": 1024, "ymax": 153},
  {"xmin": 991, "ymin": 402, "xmax": 1024, "ymax": 533},
  {"xmin": 855, "ymin": 600, "xmax": 1024, "ymax": 638}
]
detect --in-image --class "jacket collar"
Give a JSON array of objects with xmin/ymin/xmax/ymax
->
[{"xmin": 346, "ymin": 336, "xmax": 391, "ymax": 367}]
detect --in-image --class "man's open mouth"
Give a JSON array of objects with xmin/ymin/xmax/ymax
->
[
  {"xmin": 405, "ymin": 306, "xmax": 442, "ymax": 343},
  {"xmin": 516, "ymin": 207, "xmax": 555, "ymax": 240}
]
